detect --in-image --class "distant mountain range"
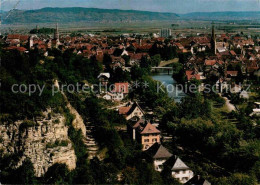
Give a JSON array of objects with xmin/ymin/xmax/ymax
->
[
  {"xmin": 2, "ymin": 7, "xmax": 260, "ymax": 24},
  {"xmin": 181, "ymin": 11, "xmax": 260, "ymax": 21},
  {"xmin": 1, "ymin": 7, "xmax": 179, "ymax": 24}
]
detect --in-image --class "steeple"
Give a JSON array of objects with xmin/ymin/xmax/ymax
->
[
  {"xmin": 54, "ymin": 23, "xmax": 59, "ymax": 40},
  {"xmin": 211, "ymin": 24, "xmax": 216, "ymax": 55}
]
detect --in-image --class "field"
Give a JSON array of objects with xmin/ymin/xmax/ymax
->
[{"xmin": 2, "ymin": 19, "xmax": 260, "ymax": 37}]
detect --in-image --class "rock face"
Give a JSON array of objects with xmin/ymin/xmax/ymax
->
[
  {"xmin": 0, "ymin": 109, "xmax": 76, "ymax": 177},
  {"xmin": 60, "ymin": 90, "xmax": 87, "ymax": 137}
]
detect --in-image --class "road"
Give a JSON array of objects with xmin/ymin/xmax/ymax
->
[{"xmin": 159, "ymin": 58, "xmax": 179, "ymax": 67}]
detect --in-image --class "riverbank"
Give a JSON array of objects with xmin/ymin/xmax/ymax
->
[{"xmin": 151, "ymin": 72, "xmax": 186, "ymax": 102}]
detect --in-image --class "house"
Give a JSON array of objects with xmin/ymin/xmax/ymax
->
[
  {"xmin": 185, "ymin": 70, "xmax": 201, "ymax": 81},
  {"xmin": 239, "ymin": 90, "xmax": 249, "ymax": 99},
  {"xmin": 111, "ymin": 92, "xmax": 124, "ymax": 101},
  {"xmin": 216, "ymin": 78, "xmax": 228, "ymax": 92},
  {"xmin": 230, "ymin": 84, "xmax": 242, "ymax": 93},
  {"xmin": 164, "ymin": 156, "xmax": 194, "ymax": 184},
  {"xmin": 230, "ymin": 50, "xmax": 237, "ymax": 57},
  {"xmin": 145, "ymin": 143, "xmax": 172, "ymax": 172},
  {"xmin": 119, "ymin": 102, "xmax": 145, "ymax": 120},
  {"xmin": 121, "ymin": 49, "xmax": 129, "ymax": 56},
  {"xmin": 254, "ymin": 102, "xmax": 260, "ymax": 109},
  {"xmin": 108, "ymin": 82, "xmax": 129, "ymax": 101},
  {"xmin": 204, "ymin": 60, "xmax": 217, "ymax": 71},
  {"xmin": 127, "ymin": 119, "xmax": 161, "ymax": 150},
  {"xmin": 6, "ymin": 46, "xmax": 27, "ymax": 53},
  {"xmin": 185, "ymin": 175, "xmax": 211, "ymax": 185},
  {"xmin": 97, "ymin": 73, "xmax": 110, "ymax": 85},
  {"xmin": 110, "ymin": 56, "xmax": 125, "ymax": 69},
  {"xmin": 112, "ymin": 82, "xmax": 129, "ymax": 95},
  {"xmin": 250, "ymin": 102, "xmax": 260, "ymax": 117},
  {"xmin": 101, "ymin": 92, "xmax": 124, "ymax": 101},
  {"xmin": 226, "ymin": 71, "xmax": 238, "ymax": 78},
  {"xmin": 101, "ymin": 92, "xmax": 113, "ymax": 100}
]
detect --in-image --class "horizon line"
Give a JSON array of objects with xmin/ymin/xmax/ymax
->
[{"xmin": 2, "ymin": 6, "xmax": 260, "ymax": 15}]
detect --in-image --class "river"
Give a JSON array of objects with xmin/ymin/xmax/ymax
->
[{"xmin": 151, "ymin": 72, "xmax": 186, "ymax": 103}]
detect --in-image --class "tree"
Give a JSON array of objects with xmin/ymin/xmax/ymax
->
[
  {"xmin": 15, "ymin": 159, "xmax": 37, "ymax": 184},
  {"xmin": 150, "ymin": 54, "xmax": 161, "ymax": 67},
  {"xmin": 122, "ymin": 167, "xmax": 139, "ymax": 184},
  {"xmin": 44, "ymin": 163, "xmax": 73, "ymax": 184},
  {"xmin": 140, "ymin": 55, "xmax": 150, "ymax": 69},
  {"xmin": 122, "ymin": 54, "xmax": 130, "ymax": 67}
]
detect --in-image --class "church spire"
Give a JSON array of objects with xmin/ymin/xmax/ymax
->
[
  {"xmin": 211, "ymin": 23, "xmax": 216, "ymax": 55},
  {"xmin": 54, "ymin": 23, "xmax": 59, "ymax": 40}
]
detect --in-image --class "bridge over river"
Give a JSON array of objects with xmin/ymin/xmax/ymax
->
[{"xmin": 124, "ymin": 66, "xmax": 173, "ymax": 74}]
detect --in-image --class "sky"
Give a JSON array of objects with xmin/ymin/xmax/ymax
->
[{"xmin": 1, "ymin": 0, "xmax": 260, "ymax": 14}]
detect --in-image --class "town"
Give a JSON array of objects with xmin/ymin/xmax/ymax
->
[{"xmin": 0, "ymin": 4, "xmax": 260, "ymax": 185}]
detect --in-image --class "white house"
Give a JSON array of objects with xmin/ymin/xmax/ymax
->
[
  {"xmin": 102, "ymin": 92, "xmax": 113, "ymax": 100},
  {"xmin": 111, "ymin": 92, "xmax": 124, "ymax": 101},
  {"xmin": 119, "ymin": 102, "xmax": 145, "ymax": 120},
  {"xmin": 250, "ymin": 102, "xmax": 260, "ymax": 117},
  {"xmin": 97, "ymin": 73, "xmax": 110, "ymax": 85},
  {"xmin": 239, "ymin": 90, "xmax": 249, "ymax": 99},
  {"xmin": 145, "ymin": 143, "xmax": 173, "ymax": 172},
  {"xmin": 165, "ymin": 156, "xmax": 194, "ymax": 184},
  {"xmin": 121, "ymin": 49, "xmax": 129, "ymax": 56},
  {"xmin": 102, "ymin": 92, "xmax": 124, "ymax": 101},
  {"xmin": 230, "ymin": 84, "xmax": 242, "ymax": 94}
]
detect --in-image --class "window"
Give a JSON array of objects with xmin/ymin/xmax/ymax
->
[
  {"xmin": 144, "ymin": 139, "xmax": 149, "ymax": 142},
  {"xmin": 152, "ymin": 139, "xmax": 157, "ymax": 142}
]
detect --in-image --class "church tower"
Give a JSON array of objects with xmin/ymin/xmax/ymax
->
[
  {"xmin": 53, "ymin": 23, "xmax": 60, "ymax": 48},
  {"xmin": 54, "ymin": 23, "xmax": 59, "ymax": 40},
  {"xmin": 211, "ymin": 24, "xmax": 216, "ymax": 55}
]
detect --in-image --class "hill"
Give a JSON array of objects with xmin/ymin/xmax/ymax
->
[
  {"xmin": 181, "ymin": 11, "xmax": 260, "ymax": 21},
  {"xmin": 2, "ymin": 7, "xmax": 179, "ymax": 24}
]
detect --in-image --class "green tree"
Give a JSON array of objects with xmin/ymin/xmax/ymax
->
[{"xmin": 44, "ymin": 163, "xmax": 74, "ymax": 184}]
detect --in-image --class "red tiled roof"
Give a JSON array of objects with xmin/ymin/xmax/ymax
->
[
  {"xmin": 230, "ymin": 50, "xmax": 237, "ymax": 56},
  {"xmin": 20, "ymin": 35, "xmax": 29, "ymax": 41},
  {"xmin": 6, "ymin": 46, "xmax": 27, "ymax": 52},
  {"xmin": 119, "ymin": 107, "xmax": 131, "ymax": 115},
  {"xmin": 205, "ymin": 60, "xmax": 216, "ymax": 66},
  {"xmin": 129, "ymin": 53, "xmax": 148, "ymax": 60},
  {"xmin": 226, "ymin": 71, "xmax": 238, "ymax": 76},
  {"xmin": 186, "ymin": 70, "xmax": 200, "ymax": 81},
  {"xmin": 7, "ymin": 34, "xmax": 20, "ymax": 40},
  {"xmin": 113, "ymin": 82, "xmax": 129, "ymax": 94},
  {"xmin": 175, "ymin": 43, "xmax": 184, "ymax": 49},
  {"xmin": 141, "ymin": 122, "xmax": 161, "ymax": 134}
]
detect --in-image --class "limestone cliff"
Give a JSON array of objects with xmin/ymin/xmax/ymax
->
[{"xmin": 0, "ymin": 109, "xmax": 76, "ymax": 177}]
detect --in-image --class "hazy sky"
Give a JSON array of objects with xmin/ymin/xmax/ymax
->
[{"xmin": 1, "ymin": 0, "xmax": 260, "ymax": 13}]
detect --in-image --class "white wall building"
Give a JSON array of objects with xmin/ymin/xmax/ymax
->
[{"xmin": 160, "ymin": 28, "xmax": 172, "ymax": 38}]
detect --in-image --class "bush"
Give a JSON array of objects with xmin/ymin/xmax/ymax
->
[{"xmin": 19, "ymin": 120, "xmax": 39, "ymax": 132}]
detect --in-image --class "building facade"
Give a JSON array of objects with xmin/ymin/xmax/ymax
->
[{"xmin": 160, "ymin": 28, "xmax": 172, "ymax": 38}]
